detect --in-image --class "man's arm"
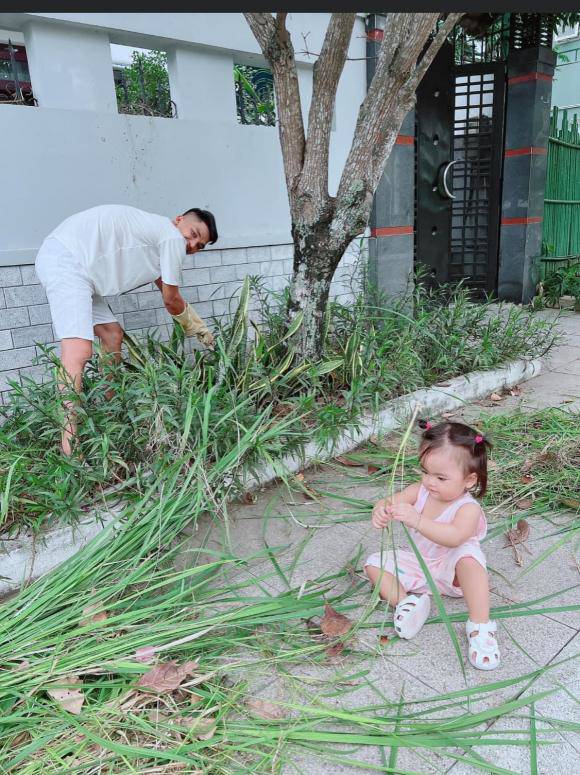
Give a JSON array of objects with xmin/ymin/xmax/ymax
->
[
  {"xmin": 155, "ymin": 278, "xmax": 214, "ymax": 347},
  {"xmin": 155, "ymin": 278, "xmax": 185, "ymax": 316}
]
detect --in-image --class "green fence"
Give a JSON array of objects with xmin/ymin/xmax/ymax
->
[{"xmin": 543, "ymin": 107, "xmax": 580, "ymax": 258}]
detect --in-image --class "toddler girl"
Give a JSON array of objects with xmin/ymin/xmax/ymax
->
[{"xmin": 364, "ymin": 420, "xmax": 500, "ymax": 670}]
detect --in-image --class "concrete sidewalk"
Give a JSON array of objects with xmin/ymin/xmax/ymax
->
[
  {"xmin": 184, "ymin": 309, "xmax": 579, "ymax": 774},
  {"xmin": 458, "ymin": 309, "xmax": 580, "ymax": 418}
]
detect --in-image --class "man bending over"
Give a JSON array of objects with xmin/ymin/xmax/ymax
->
[{"xmin": 35, "ymin": 204, "xmax": 218, "ymax": 454}]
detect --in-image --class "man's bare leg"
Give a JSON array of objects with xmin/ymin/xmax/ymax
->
[
  {"xmin": 94, "ymin": 322, "xmax": 125, "ymax": 399},
  {"xmin": 59, "ymin": 338, "xmax": 93, "ymax": 455}
]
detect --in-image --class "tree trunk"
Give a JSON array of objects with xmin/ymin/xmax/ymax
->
[
  {"xmin": 244, "ymin": 12, "xmax": 463, "ymax": 360},
  {"xmin": 287, "ymin": 228, "xmax": 341, "ymax": 359}
]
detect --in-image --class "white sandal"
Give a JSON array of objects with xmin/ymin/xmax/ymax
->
[
  {"xmin": 394, "ymin": 594, "xmax": 430, "ymax": 639},
  {"xmin": 466, "ymin": 619, "xmax": 501, "ymax": 670}
]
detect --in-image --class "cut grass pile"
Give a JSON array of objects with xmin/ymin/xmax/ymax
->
[
  {"xmin": 1, "ymin": 408, "xmax": 578, "ymax": 772},
  {"xmin": 0, "ymin": 277, "xmax": 559, "ymax": 535}
]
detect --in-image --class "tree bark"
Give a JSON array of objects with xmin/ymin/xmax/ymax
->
[{"xmin": 244, "ymin": 12, "xmax": 463, "ymax": 359}]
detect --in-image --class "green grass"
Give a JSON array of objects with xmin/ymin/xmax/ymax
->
[
  {"xmin": 0, "ymin": 276, "xmax": 559, "ymax": 536},
  {"xmin": 1, "ymin": 401, "xmax": 578, "ymax": 772}
]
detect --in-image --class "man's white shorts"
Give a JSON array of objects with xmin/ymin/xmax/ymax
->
[{"xmin": 35, "ymin": 237, "xmax": 119, "ymax": 341}]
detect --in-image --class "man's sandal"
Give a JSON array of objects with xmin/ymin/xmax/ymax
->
[
  {"xmin": 466, "ymin": 619, "xmax": 500, "ymax": 670},
  {"xmin": 393, "ymin": 594, "xmax": 431, "ymax": 639}
]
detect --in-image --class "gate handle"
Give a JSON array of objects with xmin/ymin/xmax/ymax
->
[{"xmin": 442, "ymin": 160, "xmax": 458, "ymax": 200}]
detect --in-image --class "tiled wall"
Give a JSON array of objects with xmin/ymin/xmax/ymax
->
[{"xmin": 0, "ymin": 242, "xmax": 360, "ymax": 400}]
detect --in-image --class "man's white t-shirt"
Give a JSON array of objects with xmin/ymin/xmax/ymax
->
[{"xmin": 48, "ymin": 205, "xmax": 186, "ymax": 296}]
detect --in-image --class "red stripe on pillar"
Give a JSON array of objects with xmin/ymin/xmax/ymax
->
[
  {"xmin": 508, "ymin": 72, "xmax": 553, "ymax": 85},
  {"xmin": 501, "ymin": 216, "xmax": 542, "ymax": 225},
  {"xmin": 395, "ymin": 135, "xmax": 414, "ymax": 145},
  {"xmin": 371, "ymin": 226, "xmax": 413, "ymax": 237},
  {"xmin": 367, "ymin": 29, "xmax": 384, "ymax": 42},
  {"xmin": 504, "ymin": 146, "xmax": 547, "ymax": 157}
]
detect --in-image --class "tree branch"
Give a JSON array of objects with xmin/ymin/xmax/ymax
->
[
  {"xmin": 244, "ymin": 12, "xmax": 306, "ymax": 213},
  {"xmin": 299, "ymin": 13, "xmax": 356, "ymax": 215},
  {"xmin": 411, "ymin": 13, "xmax": 463, "ymax": 90},
  {"xmin": 365, "ymin": 14, "xmax": 463, "ymax": 193},
  {"xmin": 332, "ymin": 13, "xmax": 439, "ymax": 242}
]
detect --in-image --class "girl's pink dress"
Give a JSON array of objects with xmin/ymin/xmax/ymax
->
[{"xmin": 365, "ymin": 484, "xmax": 487, "ymax": 597}]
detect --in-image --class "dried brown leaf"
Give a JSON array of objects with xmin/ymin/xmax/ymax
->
[
  {"xmin": 520, "ymin": 473, "xmax": 534, "ymax": 484},
  {"xmin": 293, "ymin": 473, "xmax": 318, "ymax": 500},
  {"xmin": 147, "ymin": 710, "xmax": 184, "ymax": 742},
  {"xmin": 379, "ymin": 635, "xmax": 390, "ymax": 645},
  {"xmin": 47, "ymin": 676, "xmax": 85, "ymax": 715},
  {"xmin": 9, "ymin": 731, "xmax": 31, "ymax": 750},
  {"xmin": 367, "ymin": 464, "xmax": 380, "ymax": 475},
  {"xmin": 490, "ymin": 392, "xmax": 503, "ymax": 402},
  {"xmin": 247, "ymin": 697, "xmax": 286, "ymax": 720},
  {"xmin": 320, "ymin": 604, "xmax": 352, "ymax": 638},
  {"xmin": 509, "ymin": 385, "xmax": 522, "ymax": 396},
  {"xmin": 242, "ymin": 491, "xmax": 256, "ymax": 505},
  {"xmin": 325, "ymin": 642, "xmax": 345, "ymax": 658},
  {"xmin": 505, "ymin": 519, "xmax": 530, "ymax": 546},
  {"xmin": 516, "ymin": 498, "xmax": 534, "ymax": 511},
  {"xmin": 80, "ymin": 602, "xmax": 107, "ymax": 628},
  {"xmin": 335, "ymin": 456, "xmax": 364, "ymax": 467},
  {"xmin": 136, "ymin": 660, "xmax": 199, "ymax": 694},
  {"xmin": 135, "ymin": 646, "xmax": 157, "ymax": 663}
]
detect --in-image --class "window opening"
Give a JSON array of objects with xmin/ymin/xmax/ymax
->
[
  {"xmin": 0, "ymin": 37, "xmax": 36, "ymax": 106},
  {"xmin": 234, "ymin": 64, "xmax": 275, "ymax": 126},
  {"xmin": 111, "ymin": 45, "xmax": 175, "ymax": 118}
]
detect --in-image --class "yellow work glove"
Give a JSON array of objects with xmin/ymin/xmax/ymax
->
[{"xmin": 172, "ymin": 303, "xmax": 215, "ymax": 347}]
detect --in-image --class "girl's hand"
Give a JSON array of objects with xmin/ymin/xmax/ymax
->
[
  {"xmin": 390, "ymin": 503, "xmax": 420, "ymax": 528},
  {"xmin": 371, "ymin": 498, "xmax": 394, "ymax": 529}
]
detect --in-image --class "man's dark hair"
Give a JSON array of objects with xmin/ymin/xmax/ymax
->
[{"xmin": 182, "ymin": 208, "xmax": 218, "ymax": 245}]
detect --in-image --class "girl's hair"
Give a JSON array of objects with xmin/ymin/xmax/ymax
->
[{"xmin": 418, "ymin": 420, "xmax": 492, "ymax": 497}]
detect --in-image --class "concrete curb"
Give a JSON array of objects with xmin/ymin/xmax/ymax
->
[{"xmin": 0, "ymin": 357, "xmax": 542, "ymax": 596}]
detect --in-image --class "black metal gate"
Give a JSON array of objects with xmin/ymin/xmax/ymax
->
[
  {"xmin": 448, "ymin": 63, "xmax": 506, "ymax": 294},
  {"xmin": 416, "ymin": 40, "xmax": 506, "ymax": 295},
  {"xmin": 415, "ymin": 13, "xmax": 556, "ymax": 296}
]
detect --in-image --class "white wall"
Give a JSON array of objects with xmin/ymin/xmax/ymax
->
[{"xmin": 0, "ymin": 12, "xmax": 367, "ymax": 267}]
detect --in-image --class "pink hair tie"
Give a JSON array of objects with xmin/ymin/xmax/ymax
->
[
  {"xmin": 474, "ymin": 434, "xmax": 484, "ymax": 444},
  {"xmin": 425, "ymin": 421, "xmax": 433, "ymax": 430}
]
